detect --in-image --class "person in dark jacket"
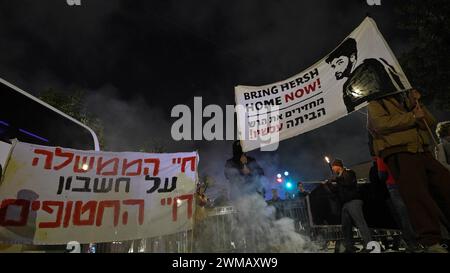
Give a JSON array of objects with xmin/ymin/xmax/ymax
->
[
  {"xmin": 224, "ymin": 141, "xmax": 265, "ymax": 199},
  {"xmin": 324, "ymin": 158, "xmax": 373, "ymax": 252}
]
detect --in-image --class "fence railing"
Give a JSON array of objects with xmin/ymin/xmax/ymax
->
[{"xmin": 97, "ymin": 196, "xmax": 404, "ymax": 253}]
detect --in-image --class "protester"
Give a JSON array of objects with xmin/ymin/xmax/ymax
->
[
  {"xmin": 224, "ymin": 140, "xmax": 265, "ymax": 198},
  {"xmin": 376, "ymin": 157, "xmax": 422, "ymax": 252},
  {"xmin": 268, "ymin": 188, "xmax": 281, "ymax": 202},
  {"xmin": 436, "ymin": 121, "xmax": 450, "ymax": 172},
  {"xmin": 193, "ymin": 182, "xmax": 212, "ymax": 252},
  {"xmin": 266, "ymin": 189, "xmax": 283, "ymax": 220},
  {"xmin": 323, "ymin": 159, "xmax": 373, "ymax": 253},
  {"xmin": 296, "ymin": 182, "xmax": 310, "ymax": 199},
  {"xmin": 194, "ymin": 182, "xmax": 209, "ymax": 221},
  {"xmin": 367, "ymin": 89, "xmax": 450, "ymax": 253}
]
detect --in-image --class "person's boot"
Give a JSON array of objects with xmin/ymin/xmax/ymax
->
[{"xmin": 424, "ymin": 244, "xmax": 448, "ymax": 253}]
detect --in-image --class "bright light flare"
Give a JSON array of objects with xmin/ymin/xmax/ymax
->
[
  {"xmin": 324, "ymin": 156, "xmax": 330, "ymax": 163},
  {"xmin": 284, "ymin": 171, "xmax": 289, "ymax": 176}
]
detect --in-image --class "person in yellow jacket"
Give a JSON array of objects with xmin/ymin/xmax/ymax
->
[{"xmin": 368, "ymin": 89, "xmax": 450, "ymax": 253}]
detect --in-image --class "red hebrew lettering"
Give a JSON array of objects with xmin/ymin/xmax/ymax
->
[
  {"xmin": 73, "ymin": 155, "xmax": 95, "ymax": 173},
  {"xmin": 122, "ymin": 199, "xmax": 144, "ymax": 225},
  {"xmin": 38, "ymin": 201, "xmax": 64, "ymax": 228},
  {"xmin": 73, "ymin": 201, "xmax": 97, "ymax": 226},
  {"xmin": 96, "ymin": 200, "xmax": 120, "ymax": 227},
  {"xmin": 53, "ymin": 148, "xmax": 74, "ymax": 170},
  {"xmin": 181, "ymin": 156, "xmax": 196, "ymax": 173},
  {"xmin": 143, "ymin": 158, "xmax": 160, "ymax": 176},
  {"xmin": 96, "ymin": 157, "xmax": 119, "ymax": 176},
  {"xmin": 32, "ymin": 149, "xmax": 54, "ymax": 169},
  {"xmin": 122, "ymin": 211, "xmax": 128, "ymax": 225},
  {"xmin": 171, "ymin": 194, "xmax": 194, "ymax": 222},
  {"xmin": 0, "ymin": 199, "xmax": 30, "ymax": 226},
  {"xmin": 63, "ymin": 201, "xmax": 73, "ymax": 228},
  {"xmin": 121, "ymin": 159, "xmax": 142, "ymax": 176},
  {"xmin": 31, "ymin": 201, "xmax": 40, "ymax": 211}
]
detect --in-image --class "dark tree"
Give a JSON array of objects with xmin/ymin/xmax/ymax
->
[
  {"xmin": 395, "ymin": 0, "xmax": 450, "ymax": 110},
  {"xmin": 38, "ymin": 89, "xmax": 106, "ymax": 149}
]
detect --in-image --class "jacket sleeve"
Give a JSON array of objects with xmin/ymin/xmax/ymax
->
[
  {"xmin": 253, "ymin": 162, "xmax": 264, "ymax": 176},
  {"xmin": 248, "ymin": 159, "xmax": 264, "ymax": 176},
  {"xmin": 337, "ymin": 170, "xmax": 357, "ymax": 187},
  {"xmin": 324, "ymin": 181, "xmax": 337, "ymax": 192},
  {"xmin": 224, "ymin": 162, "xmax": 239, "ymax": 180},
  {"xmin": 415, "ymin": 105, "xmax": 437, "ymax": 130},
  {"xmin": 368, "ymin": 101, "xmax": 416, "ymax": 134}
]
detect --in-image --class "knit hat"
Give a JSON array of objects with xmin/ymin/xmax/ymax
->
[
  {"xmin": 331, "ymin": 158, "xmax": 344, "ymax": 167},
  {"xmin": 436, "ymin": 121, "xmax": 450, "ymax": 139}
]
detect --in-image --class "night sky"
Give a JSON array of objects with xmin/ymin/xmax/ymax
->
[{"xmin": 1, "ymin": 0, "xmax": 445, "ymax": 196}]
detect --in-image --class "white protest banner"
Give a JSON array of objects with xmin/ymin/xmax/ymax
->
[
  {"xmin": 0, "ymin": 141, "xmax": 198, "ymax": 245},
  {"xmin": 235, "ymin": 17, "xmax": 411, "ymax": 152}
]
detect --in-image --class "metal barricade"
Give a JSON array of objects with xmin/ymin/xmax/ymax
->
[
  {"xmin": 275, "ymin": 198, "xmax": 310, "ymax": 235},
  {"xmin": 104, "ymin": 195, "xmax": 405, "ymax": 253}
]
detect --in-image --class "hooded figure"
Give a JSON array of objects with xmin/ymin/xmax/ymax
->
[{"xmin": 224, "ymin": 141, "xmax": 264, "ymax": 198}]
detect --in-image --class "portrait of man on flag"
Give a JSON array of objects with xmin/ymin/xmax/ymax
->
[{"xmin": 326, "ymin": 38, "xmax": 407, "ymax": 113}]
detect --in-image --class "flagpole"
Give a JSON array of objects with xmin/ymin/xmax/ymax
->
[{"xmin": 416, "ymin": 99, "xmax": 438, "ymax": 146}]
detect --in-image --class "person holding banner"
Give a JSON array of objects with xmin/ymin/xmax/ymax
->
[
  {"xmin": 323, "ymin": 159, "xmax": 373, "ymax": 253},
  {"xmin": 368, "ymin": 89, "xmax": 450, "ymax": 253}
]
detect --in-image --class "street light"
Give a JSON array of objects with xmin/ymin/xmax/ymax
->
[
  {"xmin": 324, "ymin": 156, "xmax": 333, "ymax": 174},
  {"xmin": 286, "ymin": 182, "xmax": 293, "ymax": 189}
]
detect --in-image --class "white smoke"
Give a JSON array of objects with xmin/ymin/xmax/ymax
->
[
  {"xmin": 230, "ymin": 193, "xmax": 319, "ymax": 252},
  {"xmin": 196, "ymin": 180, "xmax": 321, "ymax": 253}
]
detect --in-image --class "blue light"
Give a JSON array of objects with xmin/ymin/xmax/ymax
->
[
  {"xmin": 284, "ymin": 171, "xmax": 289, "ymax": 176},
  {"xmin": 0, "ymin": 120, "xmax": 9, "ymax": 127},
  {"xmin": 286, "ymin": 182, "xmax": 292, "ymax": 189},
  {"xmin": 19, "ymin": 128, "xmax": 49, "ymax": 143}
]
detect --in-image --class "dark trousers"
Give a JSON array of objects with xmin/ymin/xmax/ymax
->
[
  {"xmin": 341, "ymin": 199, "xmax": 372, "ymax": 249},
  {"xmin": 385, "ymin": 152, "xmax": 450, "ymax": 246},
  {"xmin": 387, "ymin": 186, "xmax": 418, "ymax": 248}
]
